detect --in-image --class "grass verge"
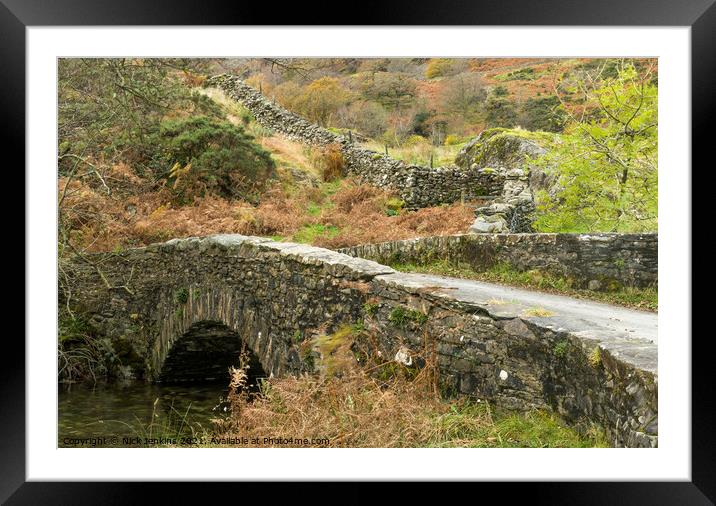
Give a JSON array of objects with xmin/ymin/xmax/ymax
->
[{"xmin": 389, "ymin": 260, "xmax": 657, "ymax": 312}]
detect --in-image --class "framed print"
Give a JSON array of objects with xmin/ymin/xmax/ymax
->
[{"xmin": 6, "ymin": 0, "xmax": 713, "ymax": 502}]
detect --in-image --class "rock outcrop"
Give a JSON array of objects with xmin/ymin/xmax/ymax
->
[{"xmin": 456, "ymin": 129, "xmax": 551, "ymax": 233}]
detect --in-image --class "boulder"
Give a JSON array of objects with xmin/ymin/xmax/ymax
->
[
  {"xmin": 455, "ymin": 128, "xmax": 547, "ymax": 173},
  {"xmin": 468, "ymin": 216, "xmax": 508, "ymax": 234}
]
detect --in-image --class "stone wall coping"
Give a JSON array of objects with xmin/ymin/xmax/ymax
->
[
  {"xmin": 338, "ymin": 232, "xmax": 658, "ymax": 249},
  {"xmin": 136, "ymin": 234, "xmax": 396, "ymax": 278}
]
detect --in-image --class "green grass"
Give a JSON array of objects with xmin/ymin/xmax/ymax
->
[
  {"xmin": 307, "ymin": 202, "xmax": 322, "ymax": 216},
  {"xmin": 291, "ymin": 223, "xmax": 340, "ymax": 244},
  {"xmin": 428, "ymin": 402, "xmax": 608, "ymax": 448},
  {"xmin": 389, "ymin": 259, "xmax": 657, "ymax": 312},
  {"xmin": 359, "ymin": 139, "xmax": 467, "ymax": 167}
]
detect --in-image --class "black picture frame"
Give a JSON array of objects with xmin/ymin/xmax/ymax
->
[{"xmin": 6, "ymin": 0, "xmax": 711, "ymax": 502}]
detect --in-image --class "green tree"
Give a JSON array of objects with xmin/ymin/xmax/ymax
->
[
  {"xmin": 534, "ymin": 61, "xmax": 657, "ymax": 232},
  {"xmin": 58, "ymin": 58, "xmax": 218, "ymax": 177}
]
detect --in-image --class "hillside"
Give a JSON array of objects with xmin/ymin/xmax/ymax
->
[{"xmin": 57, "ymin": 57, "xmax": 657, "ymax": 256}]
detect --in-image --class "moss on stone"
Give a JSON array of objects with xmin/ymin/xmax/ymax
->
[
  {"xmin": 174, "ymin": 287, "xmax": 189, "ymax": 304},
  {"xmin": 456, "ymin": 127, "xmax": 553, "ymax": 171},
  {"xmin": 553, "ymin": 340, "xmax": 570, "ymax": 359},
  {"xmin": 312, "ymin": 325, "xmax": 361, "ymax": 377},
  {"xmin": 388, "ymin": 306, "xmax": 428, "ymax": 329},
  {"xmin": 363, "ymin": 302, "xmax": 379, "ymax": 317}
]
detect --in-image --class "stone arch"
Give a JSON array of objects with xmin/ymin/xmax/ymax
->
[
  {"xmin": 150, "ymin": 284, "xmax": 299, "ymax": 383},
  {"xmin": 156, "ymin": 320, "xmax": 267, "ymax": 384}
]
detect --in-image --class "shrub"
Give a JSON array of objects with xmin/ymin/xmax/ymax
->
[
  {"xmin": 403, "ymin": 134, "xmax": 429, "ymax": 147},
  {"xmin": 493, "ymin": 85, "xmax": 509, "ymax": 97},
  {"xmin": 314, "ymin": 143, "xmax": 345, "ymax": 182},
  {"xmin": 425, "ymin": 58, "xmax": 455, "ymax": 78},
  {"xmin": 58, "ymin": 58, "xmax": 220, "ymax": 178},
  {"xmin": 519, "ymin": 95, "xmax": 566, "ymax": 132},
  {"xmin": 408, "ymin": 110, "xmax": 428, "ymax": 135},
  {"xmin": 152, "ymin": 116, "xmax": 275, "ymax": 203},
  {"xmin": 444, "ymin": 134, "xmax": 464, "ymax": 146},
  {"xmin": 484, "ymin": 95, "xmax": 518, "ymax": 128}
]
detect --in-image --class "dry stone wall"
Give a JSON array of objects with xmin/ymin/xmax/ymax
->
[
  {"xmin": 339, "ymin": 233, "xmax": 658, "ymax": 290},
  {"xmin": 63, "ymin": 234, "xmax": 657, "ymax": 447},
  {"xmin": 206, "ymin": 75, "xmax": 505, "ymax": 208}
]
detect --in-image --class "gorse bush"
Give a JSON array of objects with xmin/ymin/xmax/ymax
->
[
  {"xmin": 58, "ymin": 58, "xmax": 220, "ymax": 178},
  {"xmin": 519, "ymin": 95, "xmax": 566, "ymax": 133},
  {"xmin": 152, "ymin": 116, "xmax": 275, "ymax": 203}
]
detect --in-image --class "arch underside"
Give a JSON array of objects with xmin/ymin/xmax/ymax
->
[{"xmin": 157, "ymin": 320, "xmax": 266, "ymax": 384}]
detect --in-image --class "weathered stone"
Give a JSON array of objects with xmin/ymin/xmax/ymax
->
[
  {"xmin": 468, "ymin": 218, "xmax": 506, "ymax": 234},
  {"xmin": 588, "ymin": 279, "xmax": 602, "ymax": 291},
  {"xmin": 454, "ymin": 129, "xmax": 551, "ymax": 233},
  {"xmin": 339, "ymin": 233, "xmax": 657, "ymax": 290},
  {"xmin": 62, "ymin": 234, "xmax": 658, "ymax": 448}
]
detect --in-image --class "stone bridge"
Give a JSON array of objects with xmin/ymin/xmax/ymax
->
[{"xmin": 62, "ymin": 234, "xmax": 657, "ymax": 448}]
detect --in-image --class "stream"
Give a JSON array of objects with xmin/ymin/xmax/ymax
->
[{"xmin": 58, "ymin": 381, "xmax": 231, "ymax": 447}]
